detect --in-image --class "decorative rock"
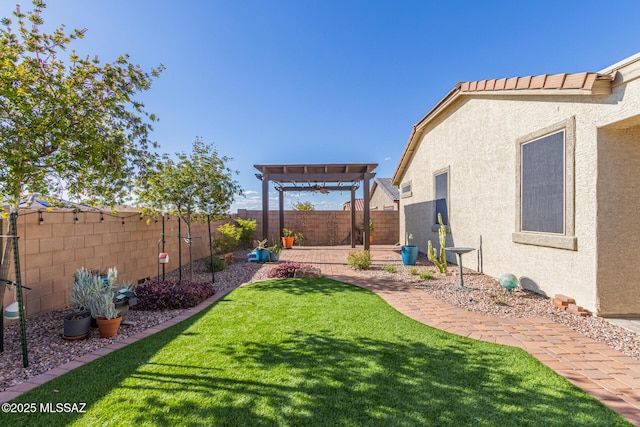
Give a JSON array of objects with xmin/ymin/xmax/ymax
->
[
  {"xmin": 293, "ymin": 267, "xmax": 322, "ymax": 278},
  {"xmin": 499, "ymin": 273, "xmax": 518, "ymax": 291}
]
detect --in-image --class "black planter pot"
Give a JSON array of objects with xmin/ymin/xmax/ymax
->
[{"xmin": 63, "ymin": 310, "xmax": 91, "ymax": 338}]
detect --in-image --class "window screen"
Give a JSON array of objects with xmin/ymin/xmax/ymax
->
[
  {"xmin": 521, "ymin": 131, "xmax": 564, "ymax": 233},
  {"xmin": 435, "ymin": 171, "xmax": 448, "ymax": 225},
  {"xmin": 401, "ymin": 181, "xmax": 412, "ymax": 198}
]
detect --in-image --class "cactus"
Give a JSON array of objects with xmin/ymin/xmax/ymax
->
[{"xmin": 427, "ymin": 213, "xmax": 447, "ymax": 273}]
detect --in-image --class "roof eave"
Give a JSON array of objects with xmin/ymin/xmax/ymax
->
[
  {"xmin": 391, "ymin": 86, "xmax": 461, "ymax": 186},
  {"xmin": 391, "ymin": 72, "xmax": 615, "ymax": 186}
]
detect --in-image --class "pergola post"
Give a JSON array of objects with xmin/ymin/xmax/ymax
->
[
  {"xmin": 363, "ymin": 173, "xmax": 372, "ymax": 250},
  {"xmin": 262, "ymin": 174, "xmax": 269, "ymax": 241},
  {"xmin": 278, "ymin": 188, "xmax": 284, "ymax": 242},
  {"xmin": 350, "ymin": 188, "xmax": 356, "ymax": 248}
]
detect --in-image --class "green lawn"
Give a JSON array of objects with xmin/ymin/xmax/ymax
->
[{"xmin": 6, "ymin": 278, "xmax": 631, "ymax": 426}]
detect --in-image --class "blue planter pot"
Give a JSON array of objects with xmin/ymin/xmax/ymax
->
[
  {"xmin": 401, "ymin": 245, "xmax": 418, "ymax": 266},
  {"xmin": 256, "ymin": 249, "xmax": 270, "ymax": 263}
]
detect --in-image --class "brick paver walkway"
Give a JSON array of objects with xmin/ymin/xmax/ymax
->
[
  {"xmin": 1, "ymin": 245, "xmax": 638, "ymax": 425},
  {"xmin": 282, "ymin": 246, "xmax": 640, "ymax": 426}
]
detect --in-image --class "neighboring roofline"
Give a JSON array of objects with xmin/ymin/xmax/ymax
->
[
  {"xmin": 372, "ymin": 178, "xmax": 399, "ymax": 201},
  {"xmin": 390, "ymin": 53, "xmax": 640, "ymax": 186}
]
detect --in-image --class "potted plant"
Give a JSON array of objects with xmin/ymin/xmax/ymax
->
[
  {"xmin": 63, "ymin": 268, "xmax": 95, "ymax": 339},
  {"xmin": 401, "ymin": 233, "xmax": 418, "ymax": 266},
  {"xmin": 368, "ymin": 219, "xmax": 374, "ymax": 245},
  {"xmin": 255, "ymin": 239, "xmax": 270, "ymax": 263},
  {"xmin": 89, "ymin": 285, "xmax": 122, "ymax": 338},
  {"xmin": 282, "ymin": 228, "xmax": 294, "ymax": 249},
  {"xmin": 270, "ymin": 240, "xmax": 282, "ymax": 262}
]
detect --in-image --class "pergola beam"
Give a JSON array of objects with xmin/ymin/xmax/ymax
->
[{"xmin": 254, "ymin": 163, "xmax": 378, "ymax": 248}]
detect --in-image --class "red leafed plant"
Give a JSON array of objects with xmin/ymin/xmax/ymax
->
[
  {"xmin": 132, "ymin": 280, "xmax": 215, "ymax": 310},
  {"xmin": 267, "ymin": 262, "xmax": 313, "ymax": 279}
]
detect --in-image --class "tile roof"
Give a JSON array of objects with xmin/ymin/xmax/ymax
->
[
  {"xmin": 342, "ymin": 198, "xmax": 365, "ymax": 211},
  {"xmin": 390, "ymin": 54, "xmax": 634, "ymax": 187},
  {"xmin": 458, "ymin": 71, "xmax": 614, "ymax": 94},
  {"xmin": 372, "ymin": 178, "xmax": 399, "ymax": 201}
]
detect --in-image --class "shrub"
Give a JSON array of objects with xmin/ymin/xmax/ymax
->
[
  {"xmin": 420, "ymin": 271, "xmax": 433, "ymax": 281},
  {"xmin": 383, "ymin": 265, "xmax": 396, "ymax": 273},
  {"xmin": 204, "ymin": 256, "xmax": 226, "ymax": 273},
  {"xmin": 215, "ymin": 222, "xmax": 241, "ymax": 253},
  {"xmin": 267, "ymin": 262, "xmax": 312, "ymax": 279},
  {"xmin": 132, "ymin": 280, "xmax": 215, "ymax": 310},
  {"xmin": 408, "ymin": 267, "xmax": 418, "ymax": 276},
  {"xmin": 234, "ymin": 218, "xmax": 257, "ymax": 248},
  {"xmin": 347, "ymin": 250, "xmax": 371, "ymax": 270}
]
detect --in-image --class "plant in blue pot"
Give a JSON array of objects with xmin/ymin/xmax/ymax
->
[
  {"xmin": 255, "ymin": 239, "xmax": 270, "ymax": 263},
  {"xmin": 401, "ymin": 233, "xmax": 418, "ymax": 266}
]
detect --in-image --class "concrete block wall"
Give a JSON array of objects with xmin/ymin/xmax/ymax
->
[
  {"xmin": 1, "ymin": 209, "xmax": 218, "ymax": 317},
  {"xmin": 240, "ymin": 209, "xmax": 399, "ymax": 246},
  {"xmin": 1, "ymin": 208, "xmax": 398, "ymax": 318}
]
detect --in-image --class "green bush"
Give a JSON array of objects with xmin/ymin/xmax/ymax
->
[
  {"xmin": 234, "ymin": 218, "xmax": 256, "ymax": 248},
  {"xmin": 383, "ymin": 265, "xmax": 396, "ymax": 273},
  {"xmin": 408, "ymin": 267, "xmax": 418, "ymax": 275},
  {"xmin": 347, "ymin": 250, "xmax": 371, "ymax": 270},
  {"xmin": 204, "ymin": 256, "xmax": 226, "ymax": 273},
  {"xmin": 420, "ymin": 271, "xmax": 433, "ymax": 280},
  {"xmin": 215, "ymin": 222, "xmax": 241, "ymax": 253}
]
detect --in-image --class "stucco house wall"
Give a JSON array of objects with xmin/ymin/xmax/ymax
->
[{"xmin": 394, "ymin": 53, "xmax": 640, "ymax": 316}]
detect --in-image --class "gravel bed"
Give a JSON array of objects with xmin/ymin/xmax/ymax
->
[
  {"xmin": 0, "ymin": 251, "xmax": 272, "ymax": 392},
  {"xmin": 1, "ymin": 252, "xmax": 638, "ymax": 392},
  {"xmin": 363, "ymin": 257, "xmax": 639, "ymax": 361}
]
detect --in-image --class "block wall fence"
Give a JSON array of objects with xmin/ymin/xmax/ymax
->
[
  {"xmin": 1, "ymin": 208, "xmax": 398, "ymax": 318},
  {"xmin": 1, "ymin": 209, "xmax": 218, "ymax": 318},
  {"xmin": 237, "ymin": 209, "xmax": 399, "ymax": 246}
]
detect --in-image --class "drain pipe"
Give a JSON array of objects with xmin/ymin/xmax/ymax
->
[{"xmin": 477, "ymin": 235, "xmax": 483, "ymax": 273}]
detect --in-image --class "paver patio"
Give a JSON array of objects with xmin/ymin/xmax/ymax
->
[{"xmin": 1, "ymin": 245, "xmax": 638, "ymax": 425}]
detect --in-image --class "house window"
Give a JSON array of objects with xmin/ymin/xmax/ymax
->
[
  {"xmin": 513, "ymin": 117, "xmax": 577, "ymax": 250},
  {"xmin": 521, "ymin": 131, "xmax": 564, "ymax": 233},
  {"xmin": 434, "ymin": 170, "xmax": 448, "ymax": 225},
  {"xmin": 400, "ymin": 181, "xmax": 412, "ymax": 198}
]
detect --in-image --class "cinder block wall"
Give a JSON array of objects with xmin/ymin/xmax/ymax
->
[
  {"xmin": 240, "ymin": 209, "xmax": 399, "ymax": 246},
  {"xmin": 1, "ymin": 209, "xmax": 218, "ymax": 317},
  {"xmin": 1, "ymin": 209, "xmax": 398, "ymax": 318}
]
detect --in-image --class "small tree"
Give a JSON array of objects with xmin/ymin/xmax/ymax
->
[
  {"xmin": 292, "ymin": 201, "xmax": 315, "ymax": 211},
  {"xmin": 136, "ymin": 138, "xmax": 242, "ymax": 280},
  {"xmin": 0, "ymin": 1, "xmax": 163, "ymax": 367},
  {"xmin": 0, "ymin": 1, "xmax": 164, "ymax": 208}
]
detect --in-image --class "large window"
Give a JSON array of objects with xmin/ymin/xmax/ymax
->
[
  {"xmin": 434, "ymin": 169, "xmax": 448, "ymax": 225},
  {"xmin": 521, "ymin": 131, "xmax": 564, "ymax": 233},
  {"xmin": 513, "ymin": 117, "xmax": 577, "ymax": 250}
]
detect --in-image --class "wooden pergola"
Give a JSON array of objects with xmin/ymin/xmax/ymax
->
[{"xmin": 254, "ymin": 163, "xmax": 377, "ymax": 249}]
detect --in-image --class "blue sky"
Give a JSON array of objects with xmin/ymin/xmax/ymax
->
[{"xmin": 4, "ymin": 1, "xmax": 640, "ymax": 211}]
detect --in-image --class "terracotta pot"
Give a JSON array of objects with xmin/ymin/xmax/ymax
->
[
  {"xmin": 369, "ymin": 235, "xmax": 374, "ymax": 245},
  {"xmin": 282, "ymin": 237, "xmax": 294, "ymax": 249},
  {"xmin": 96, "ymin": 316, "xmax": 122, "ymax": 338}
]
